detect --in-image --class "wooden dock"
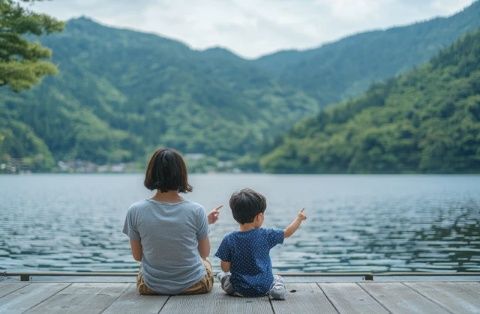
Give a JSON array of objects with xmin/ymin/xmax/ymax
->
[{"xmin": 1, "ymin": 277, "xmax": 479, "ymax": 313}]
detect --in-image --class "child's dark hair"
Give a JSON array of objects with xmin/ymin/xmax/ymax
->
[
  {"xmin": 144, "ymin": 148, "xmax": 193, "ymax": 193},
  {"xmin": 229, "ymin": 188, "xmax": 266, "ymax": 224}
]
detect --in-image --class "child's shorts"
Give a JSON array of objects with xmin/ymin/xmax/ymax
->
[{"xmin": 217, "ymin": 272, "xmax": 287, "ymax": 300}]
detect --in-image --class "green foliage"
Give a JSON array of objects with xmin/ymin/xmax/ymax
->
[
  {"xmin": 0, "ymin": 18, "xmax": 319, "ymax": 171},
  {"xmin": 0, "ymin": 116, "xmax": 55, "ymax": 171},
  {"xmin": 0, "ymin": 0, "xmax": 64, "ymax": 91},
  {"xmin": 1, "ymin": 1, "xmax": 480, "ymax": 173},
  {"xmin": 261, "ymin": 30, "xmax": 480, "ymax": 173},
  {"xmin": 255, "ymin": 1, "xmax": 480, "ymax": 106}
]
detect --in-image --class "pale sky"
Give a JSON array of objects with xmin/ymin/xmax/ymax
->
[{"xmin": 30, "ymin": 0, "xmax": 475, "ymax": 59}]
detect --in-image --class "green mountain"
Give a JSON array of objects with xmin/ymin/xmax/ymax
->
[
  {"xmin": 261, "ymin": 30, "xmax": 480, "ymax": 173},
  {"xmin": 1, "ymin": 1, "xmax": 480, "ymax": 173},
  {"xmin": 0, "ymin": 17, "xmax": 318, "ymax": 171},
  {"xmin": 255, "ymin": 1, "xmax": 480, "ymax": 106}
]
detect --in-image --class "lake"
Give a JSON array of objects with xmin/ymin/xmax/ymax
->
[{"xmin": 0, "ymin": 174, "xmax": 479, "ymax": 273}]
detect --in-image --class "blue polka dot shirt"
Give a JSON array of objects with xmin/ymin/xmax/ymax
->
[{"xmin": 215, "ymin": 228, "xmax": 284, "ymax": 297}]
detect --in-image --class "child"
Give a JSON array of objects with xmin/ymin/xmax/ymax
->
[
  {"xmin": 215, "ymin": 188, "xmax": 306, "ymax": 299},
  {"xmin": 123, "ymin": 148, "xmax": 222, "ymax": 295}
]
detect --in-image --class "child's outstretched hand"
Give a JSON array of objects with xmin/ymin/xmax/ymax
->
[
  {"xmin": 285, "ymin": 208, "xmax": 307, "ymax": 238},
  {"xmin": 208, "ymin": 205, "xmax": 223, "ymax": 224},
  {"xmin": 297, "ymin": 208, "xmax": 307, "ymax": 221}
]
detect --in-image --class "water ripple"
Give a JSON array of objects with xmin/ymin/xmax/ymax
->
[{"xmin": 0, "ymin": 174, "xmax": 479, "ymax": 273}]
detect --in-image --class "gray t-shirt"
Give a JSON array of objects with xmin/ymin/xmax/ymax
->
[{"xmin": 123, "ymin": 198, "xmax": 209, "ymax": 294}]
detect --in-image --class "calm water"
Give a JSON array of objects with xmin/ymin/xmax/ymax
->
[{"xmin": 0, "ymin": 174, "xmax": 479, "ymax": 273}]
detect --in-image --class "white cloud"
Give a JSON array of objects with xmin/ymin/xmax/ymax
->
[{"xmin": 31, "ymin": 0, "xmax": 475, "ymax": 58}]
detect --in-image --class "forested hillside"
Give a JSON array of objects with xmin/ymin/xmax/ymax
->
[
  {"xmin": 255, "ymin": 1, "xmax": 480, "ymax": 105},
  {"xmin": 261, "ymin": 30, "xmax": 480, "ymax": 173},
  {"xmin": 1, "ymin": 1, "xmax": 479, "ymax": 173},
  {"xmin": 0, "ymin": 18, "xmax": 318, "ymax": 171}
]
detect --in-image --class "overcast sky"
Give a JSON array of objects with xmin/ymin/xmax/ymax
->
[{"xmin": 30, "ymin": 0, "xmax": 475, "ymax": 59}]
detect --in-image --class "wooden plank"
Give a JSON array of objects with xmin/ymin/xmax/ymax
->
[
  {"xmin": 271, "ymin": 283, "xmax": 337, "ymax": 314},
  {"xmin": 26, "ymin": 283, "xmax": 129, "ymax": 314},
  {"xmin": 30, "ymin": 275, "xmax": 136, "ymax": 283},
  {"xmin": 360, "ymin": 282, "xmax": 450, "ymax": 314},
  {"xmin": 283, "ymin": 276, "xmax": 365, "ymax": 283},
  {"xmin": 0, "ymin": 282, "xmax": 30, "ymax": 298},
  {"xmin": 374, "ymin": 275, "xmax": 480, "ymax": 282},
  {"xmin": 405, "ymin": 282, "xmax": 480, "ymax": 314},
  {"xmin": 0, "ymin": 283, "xmax": 69, "ymax": 314},
  {"xmin": 320, "ymin": 283, "xmax": 388, "ymax": 314},
  {"xmin": 102, "ymin": 283, "xmax": 168, "ymax": 314},
  {"xmin": 160, "ymin": 284, "xmax": 273, "ymax": 314}
]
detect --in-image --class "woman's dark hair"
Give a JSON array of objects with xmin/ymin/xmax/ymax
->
[
  {"xmin": 229, "ymin": 188, "xmax": 266, "ymax": 224},
  {"xmin": 144, "ymin": 148, "xmax": 193, "ymax": 193}
]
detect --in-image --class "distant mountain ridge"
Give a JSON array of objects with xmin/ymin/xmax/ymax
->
[
  {"xmin": 260, "ymin": 29, "xmax": 480, "ymax": 173},
  {"xmin": 0, "ymin": 17, "xmax": 319, "ymax": 171},
  {"xmin": 0, "ymin": 1, "xmax": 479, "ymax": 172},
  {"xmin": 255, "ymin": 0, "xmax": 480, "ymax": 105}
]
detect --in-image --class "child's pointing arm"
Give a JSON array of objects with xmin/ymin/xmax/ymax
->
[{"xmin": 284, "ymin": 208, "xmax": 307, "ymax": 238}]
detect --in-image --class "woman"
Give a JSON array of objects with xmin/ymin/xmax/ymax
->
[{"xmin": 123, "ymin": 148, "xmax": 221, "ymax": 295}]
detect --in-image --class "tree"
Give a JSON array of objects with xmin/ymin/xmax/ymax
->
[{"xmin": 0, "ymin": 0, "xmax": 63, "ymax": 91}]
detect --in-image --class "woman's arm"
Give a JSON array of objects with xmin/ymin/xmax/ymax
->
[
  {"xmin": 207, "ymin": 205, "xmax": 223, "ymax": 224},
  {"xmin": 130, "ymin": 239, "xmax": 143, "ymax": 261},
  {"xmin": 220, "ymin": 261, "xmax": 231, "ymax": 272},
  {"xmin": 198, "ymin": 237, "xmax": 211, "ymax": 259}
]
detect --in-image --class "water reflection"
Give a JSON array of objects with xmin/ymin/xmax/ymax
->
[{"xmin": 0, "ymin": 174, "xmax": 479, "ymax": 273}]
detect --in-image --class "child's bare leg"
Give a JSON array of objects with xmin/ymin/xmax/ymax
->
[{"xmin": 269, "ymin": 275, "xmax": 286, "ymax": 300}]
